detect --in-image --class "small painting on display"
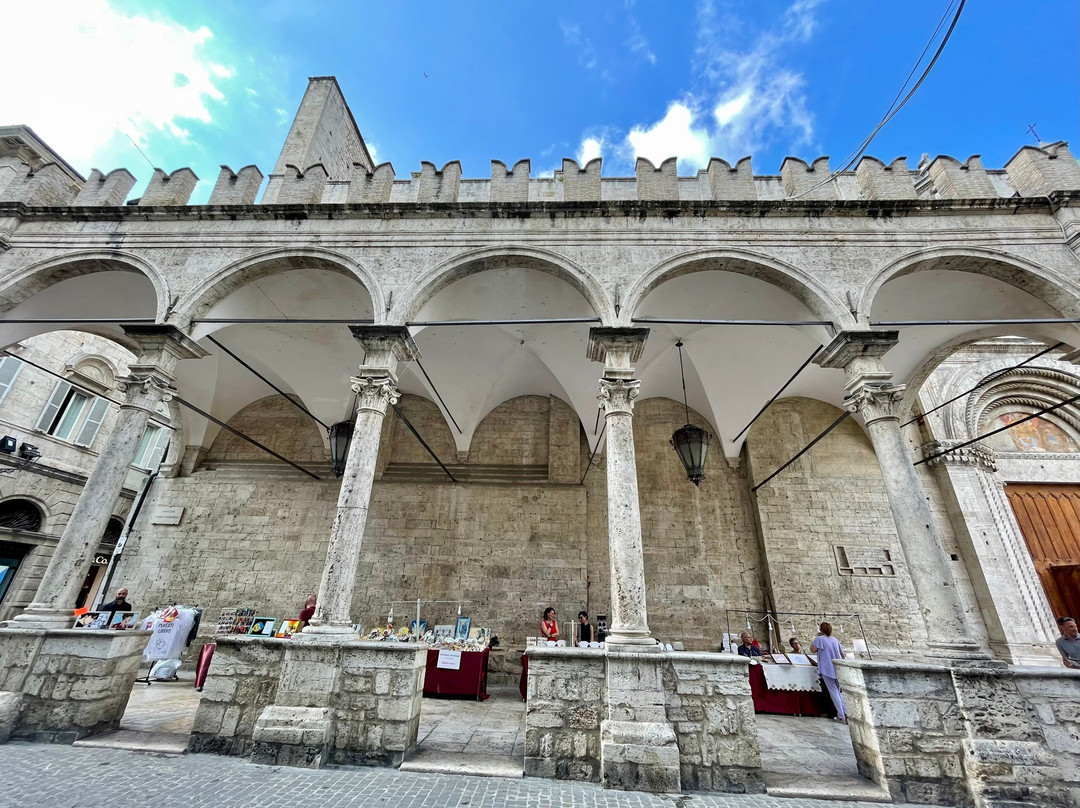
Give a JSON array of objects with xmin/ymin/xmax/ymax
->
[
  {"xmin": 248, "ymin": 616, "xmax": 276, "ymax": 636},
  {"xmin": 455, "ymin": 616, "xmax": 471, "ymax": 639},
  {"xmin": 409, "ymin": 619, "xmax": 427, "ymax": 634},
  {"xmin": 276, "ymin": 619, "xmax": 301, "ymax": 639},
  {"xmin": 433, "ymin": 624, "xmax": 454, "ymax": 638}
]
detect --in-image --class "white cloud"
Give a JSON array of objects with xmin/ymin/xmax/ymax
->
[
  {"xmin": 578, "ymin": 137, "xmax": 605, "ymax": 165},
  {"xmin": 606, "ymin": 0, "xmax": 822, "ymax": 172},
  {"xmin": 560, "ymin": 20, "xmax": 599, "ymax": 72},
  {"xmin": 3, "ymin": 0, "xmax": 233, "ymax": 171},
  {"xmin": 627, "ymin": 103, "xmax": 711, "ymax": 169}
]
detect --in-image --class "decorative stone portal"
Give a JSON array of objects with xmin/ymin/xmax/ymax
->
[
  {"xmin": 838, "ymin": 659, "xmax": 1080, "ymax": 807},
  {"xmin": 0, "ymin": 627, "xmax": 148, "ymax": 743},
  {"xmin": 523, "ymin": 647, "xmax": 764, "ymax": 794},
  {"xmin": 189, "ymin": 636, "xmax": 426, "ymax": 768}
]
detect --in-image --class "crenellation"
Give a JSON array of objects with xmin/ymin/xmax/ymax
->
[
  {"xmin": 781, "ymin": 156, "xmax": 836, "ymax": 200},
  {"xmin": 73, "ymin": 168, "xmax": 137, "ymax": 207},
  {"xmin": 926, "ymin": 154, "xmax": 998, "ymax": 199},
  {"xmin": 705, "ymin": 156, "xmax": 755, "ymax": 201},
  {"xmin": 3, "ymin": 163, "xmax": 81, "ymax": 206},
  {"xmin": 489, "ymin": 159, "xmax": 530, "ymax": 202},
  {"xmin": 1005, "ymin": 141, "xmax": 1080, "ymax": 197},
  {"xmin": 415, "ymin": 160, "xmax": 461, "ymax": 203},
  {"xmin": 139, "ymin": 167, "xmax": 199, "ymax": 206},
  {"xmin": 208, "ymin": 165, "xmax": 264, "ymax": 206},
  {"xmin": 854, "ymin": 157, "xmax": 916, "ymax": 200},
  {"xmin": 347, "ymin": 162, "xmax": 395, "ymax": 204},
  {"xmin": 560, "ymin": 158, "xmax": 601, "ymax": 202},
  {"xmin": 635, "ymin": 157, "xmax": 678, "ymax": 200},
  {"xmin": 262, "ymin": 163, "xmax": 328, "ymax": 205}
]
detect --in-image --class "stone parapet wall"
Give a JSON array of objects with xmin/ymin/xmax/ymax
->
[
  {"xmin": 663, "ymin": 653, "xmax": 763, "ymax": 793},
  {"xmin": 524, "ymin": 647, "xmax": 605, "ymax": 781},
  {"xmin": 524, "ymin": 647, "xmax": 763, "ymax": 792},
  {"xmin": 0, "ymin": 628, "xmax": 147, "ymax": 743},
  {"xmin": 838, "ymin": 659, "xmax": 1080, "ymax": 807},
  {"xmin": 191, "ymin": 636, "xmax": 426, "ymax": 769}
]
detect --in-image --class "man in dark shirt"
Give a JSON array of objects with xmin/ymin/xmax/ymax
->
[
  {"xmin": 100, "ymin": 587, "xmax": 131, "ymax": 614},
  {"xmin": 737, "ymin": 631, "xmax": 762, "ymax": 657},
  {"xmin": 298, "ymin": 594, "xmax": 317, "ymax": 629}
]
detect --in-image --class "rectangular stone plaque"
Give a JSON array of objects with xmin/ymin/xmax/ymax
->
[
  {"xmin": 151, "ymin": 506, "xmax": 185, "ymax": 525},
  {"xmin": 835, "ymin": 545, "xmax": 896, "ymax": 577}
]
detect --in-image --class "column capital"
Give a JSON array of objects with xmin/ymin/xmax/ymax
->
[
  {"xmin": 350, "ymin": 375, "xmax": 400, "ymax": 415},
  {"xmin": 921, "ymin": 440, "xmax": 998, "ymax": 473},
  {"xmin": 588, "ymin": 327, "xmax": 649, "ymax": 379},
  {"xmin": 816, "ymin": 330, "xmax": 899, "ymax": 370},
  {"xmin": 845, "ymin": 378, "xmax": 905, "ymax": 426},
  {"xmin": 349, "ymin": 325, "xmax": 420, "ymax": 380},
  {"xmin": 598, "ymin": 378, "xmax": 640, "ymax": 416}
]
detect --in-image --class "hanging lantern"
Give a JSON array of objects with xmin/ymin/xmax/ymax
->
[
  {"xmin": 328, "ymin": 420, "xmax": 355, "ymax": 477},
  {"xmin": 669, "ymin": 340, "xmax": 712, "ymax": 486}
]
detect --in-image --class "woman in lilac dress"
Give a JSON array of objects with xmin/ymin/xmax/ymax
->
[{"xmin": 810, "ymin": 622, "xmax": 847, "ymax": 723}]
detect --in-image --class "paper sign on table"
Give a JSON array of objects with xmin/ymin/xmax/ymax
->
[{"xmin": 436, "ymin": 649, "xmax": 462, "ymax": 670}]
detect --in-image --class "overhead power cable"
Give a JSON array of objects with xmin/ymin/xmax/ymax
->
[{"xmin": 789, "ymin": 0, "xmax": 967, "ymax": 200}]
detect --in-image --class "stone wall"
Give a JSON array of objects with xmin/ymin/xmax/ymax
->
[
  {"xmin": 663, "ymin": 653, "xmax": 763, "ymax": 793},
  {"xmin": 206, "ymin": 395, "xmax": 328, "ymax": 464},
  {"xmin": 839, "ymin": 659, "xmax": 1080, "ymax": 807},
  {"xmin": 191, "ymin": 636, "xmax": 426, "ymax": 768},
  {"xmin": 0, "ymin": 627, "xmax": 147, "ymax": 743},
  {"xmin": 745, "ymin": 397, "xmax": 926, "ymax": 652},
  {"xmin": 524, "ymin": 647, "xmax": 605, "ymax": 781}
]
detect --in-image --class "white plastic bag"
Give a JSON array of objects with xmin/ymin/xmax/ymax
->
[{"xmin": 149, "ymin": 658, "xmax": 181, "ymax": 680}]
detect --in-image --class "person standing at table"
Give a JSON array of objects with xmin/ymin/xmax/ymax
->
[
  {"xmin": 811, "ymin": 622, "xmax": 847, "ymax": 723},
  {"xmin": 737, "ymin": 631, "xmax": 762, "ymax": 657},
  {"xmin": 101, "ymin": 587, "xmax": 131, "ymax": 615},
  {"xmin": 540, "ymin": 607, "xmax": 559, "ymax": 641},
  {"xmin": 298, "ymin": 594, "xmax": 317, "ymax": 630},
  {"xmin": 577, "ymin": 611, "xmax": 595, "ymax": 644}
]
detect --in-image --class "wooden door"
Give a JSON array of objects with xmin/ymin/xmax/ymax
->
[{"xmin": 1005, "ymin": 483, "xmax": 1080, "ymax": 619}]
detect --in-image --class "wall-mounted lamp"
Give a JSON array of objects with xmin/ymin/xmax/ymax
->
[
  {"xmin": 18, "ymin": 443, "xmax": 42, "ymax": 463},
  {"xmin": 0, "ymin": 436, "xmax": 16, "ymax": 454}
]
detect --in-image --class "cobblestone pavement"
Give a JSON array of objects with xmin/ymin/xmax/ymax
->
[{"xmin": 0, "ymin": 742, "xmax": 918, "ymax": 808}]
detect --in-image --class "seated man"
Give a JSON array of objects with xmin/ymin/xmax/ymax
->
[
  {"xmin": 737, "ymin": 631, "xmax": 762, "ymax": 657},
  {"xmin": 1057, "ymin": 616, "xmax": 1080, "ymax": 669}
]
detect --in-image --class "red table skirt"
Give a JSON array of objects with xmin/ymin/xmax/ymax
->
[
  {"xmin": 748, "ymin": 664, "xmax": 834, "ymax": 717},
  {"xmin": 423, "ymin": 648, "xmax": 490, "ymax": 700},
  {"xmin": 519, "ymin": 654, "xmax": 528, "ymax": 700}
]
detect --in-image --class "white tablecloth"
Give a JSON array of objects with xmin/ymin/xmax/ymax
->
[{"xmin": 760, "ymin": 663, "xmax": 820, "ymax": 692}]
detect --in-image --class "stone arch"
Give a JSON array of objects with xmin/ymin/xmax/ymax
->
[
  {"xmin": 859, "ymin": 246, "xmax": 1080, "ymax": 324},
  {"xmin": 966, "ymin": 367, "xmax": 1080, "ymax": 445},
  {"xmin": 0, "ymin": 497, "xmax": 46, "ymax": 533},
  {"xmin": 172, "ymin": 247, "xmax": 383, "ymax": 329},
  {"xmin": 205, "ymin": 394, "xmax": 327, "ymax": 465},
  {"xmin": 400, "ymin": 246, "xmax": 611, "ymax": 324},
  {"xmin": 623, "ymin": 247, "xmax": 854, "ymax": 329},
  {"xmin": 0, "ymin": 250, "xmax": 170, "ymax": 322},
  {"xmin": 468, "ymin": 394, "xmax": 556, "ymax": 466},
  {"xmin": 386, "ymin": 394, "xmax": 458, "ymax": 466}
]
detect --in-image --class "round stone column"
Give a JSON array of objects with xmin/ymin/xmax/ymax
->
[
  {"xmin": 9, "ymin": 325, "xmax": 206, "ymax": 630},
  {"xmin": 306, "ymin": 326, "xmax": 418, "ymax": 635}
]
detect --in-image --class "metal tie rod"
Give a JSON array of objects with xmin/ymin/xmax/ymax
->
[
  {"xmin": 872, "ymin": 318, "xmax": 1080, "ymax": 326},
  {"xmin": 633, "ymin": 317, "xmax": 833, "ymax": 326},
  {"xmin": 751, "ymin": 411, "xmax": 852, "ymax": 492}
]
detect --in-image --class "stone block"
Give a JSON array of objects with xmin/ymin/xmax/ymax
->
[
  {"xmin": 559, "ymin": 158, "xmax": 601, "ymax": 201},
  {"xmin": 0, "ymin": 691, "xmax": 21, "ymax": 742}
]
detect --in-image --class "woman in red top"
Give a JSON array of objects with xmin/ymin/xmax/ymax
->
[{"xmin": 540, "ymin": 607, "xmax": 559, "ymax": 641}]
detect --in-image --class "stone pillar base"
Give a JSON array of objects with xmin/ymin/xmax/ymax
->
[
  {"xmin": 0, "ymin": 628, "xmax": 148, "ymax": 743},
  {"xmin": 251, "ymin": 705, "xmax": 332, "ymax": 768},
  {"xmin": 600, "ymin": 719, "xmax": 681, "ymax": 792},
  {"xmin": 2, "ymin": 609, "xmax": 78, "ymax": 631}
]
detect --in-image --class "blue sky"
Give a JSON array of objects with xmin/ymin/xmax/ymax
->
[{"xmin": 5, "ymin": 1, "xmax": 1078, "ymax": 203}]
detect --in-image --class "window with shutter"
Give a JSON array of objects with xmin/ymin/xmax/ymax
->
[
  {"xmin": 35, "ymin": 380, "xmax": 72, "ymax": 432},
  {"xmin": 73, "ymin": 397, "xmax": 110, "ymax": 447},
  {"xmin": 0, "ymin": 357, "xmax": 23, "ymax": 406}
]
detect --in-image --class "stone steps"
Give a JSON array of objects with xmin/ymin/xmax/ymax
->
[
  {"xmin": 763, "ymin": 771, "xmax": 891, "ymax": 803},
  {"xmin": 73, "ymin": 729, "xmax": 190, "ymax": 755},
  {"xmin": 399, "ymin": 747, "xmax": 523, "ymax": 778}
]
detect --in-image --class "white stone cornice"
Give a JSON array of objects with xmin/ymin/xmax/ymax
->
[{"xmin": 921, "ymin": 440, "xmax": 997, "ymax": 473}]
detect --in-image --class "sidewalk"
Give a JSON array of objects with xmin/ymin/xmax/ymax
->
[{"xmin": 0, "ymin": 742, "xmax": 917, "ymax": 808}]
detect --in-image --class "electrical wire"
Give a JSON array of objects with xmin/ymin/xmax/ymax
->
[{"xmin": 789, "ymin": 0, "xmax": 966, "ymax": 200}]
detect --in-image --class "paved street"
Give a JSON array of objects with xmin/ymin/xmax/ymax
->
[{"xmin": 0, "ymin": 742, "xmax": 912, "ymax": 808}]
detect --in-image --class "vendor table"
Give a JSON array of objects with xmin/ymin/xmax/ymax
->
[
  {"xmin": 423, "ymin": 648, "xmax": 489, "ymax": 700},
  {"xmin": 748, "ymin": 663, "xmax": 833, "ymax": 717}
]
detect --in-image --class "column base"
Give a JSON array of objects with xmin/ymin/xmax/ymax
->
[
  {"xmin": 924, "ymin": 640, "xmax": 991, "ymax": 662},
  {"xmin": 600, "ymin": 719, "xmax": 681, "ymax": 793},
  {"xmin": 603, "ymin": 629, "xmax": 656, "ymax": 648},
  {"xmin": 2, "ymin": 608, "xmax": 74, "ymax": 631},
  {"xmin": 300, "ymin": 623, "xmax": 361, "ymax": 641}
]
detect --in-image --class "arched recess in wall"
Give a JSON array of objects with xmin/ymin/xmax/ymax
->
[
  {"xmin": 171, "ymin": 249, "xmax": 380, "ymax": 455},
  {"xmin": 864, "ymin": 247, "xmax": 1080, "ymax": 415},
  {"xmin": 400, "ymin": 249, "xmax": 601, "ymax": 456},
  {"xmin": 0, "ymin": 498, "xmax": 45, "ymax": 532},
  {"xmin": 966, "ymin": 367, "xmax": 1080, "ymax": 453},
  {"xmin": 204, "ymin": 394, "xmax": 328, "ymax": 469},
  {"xmin": 627, "ymin": 250, "xmax": 853, "ymax": 458},
  {"xmin": 0, "ymin": 251, "xmax": 165, "ymax": 353}
]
